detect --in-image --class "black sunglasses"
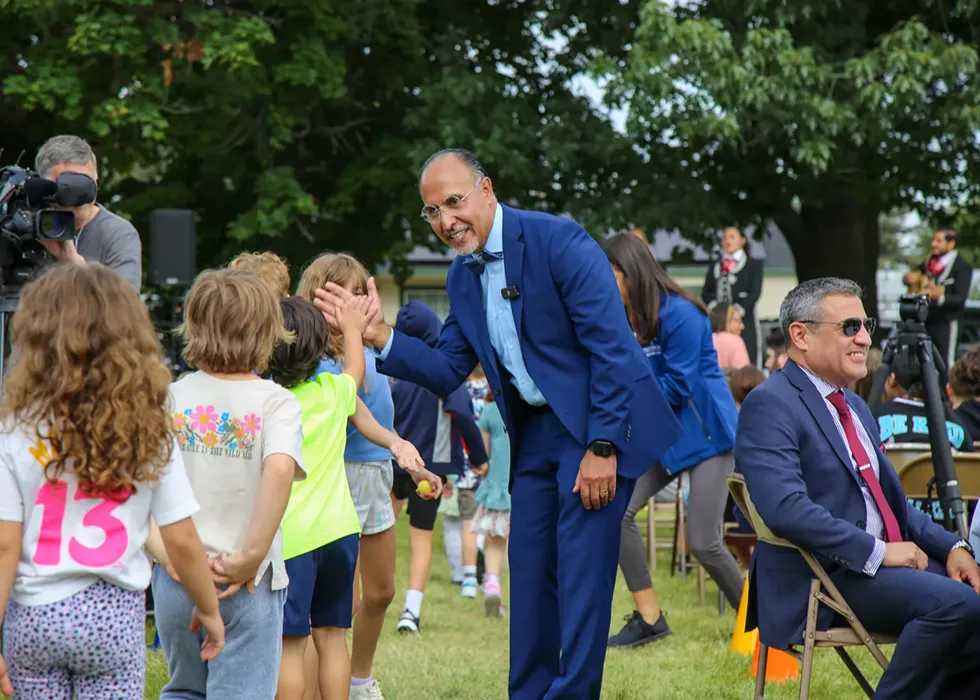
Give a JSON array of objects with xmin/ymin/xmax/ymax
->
[{"xmin": 801, "ymin": 317, "xmax": 877, "ymax": 337}]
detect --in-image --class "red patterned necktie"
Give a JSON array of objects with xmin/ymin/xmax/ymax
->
[
  {"xmin": 826, "ymin": 391, "xmax": 902, "ymax": 543},
  {"xmin": 721, "ymin": 257, "xmax": 736, "ymax": 274}
]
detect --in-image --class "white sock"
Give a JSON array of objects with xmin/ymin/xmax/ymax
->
[
  {"xmin": 351, "ymin": 677, "xmax": 372, "ymax": 687},
  {"xmin": 463, "ymin": 565, "xmax": 477, "ymax": 583},
  {"xmin": 405, "ymin": 589, "xmax": 424, "ymax": 618}
]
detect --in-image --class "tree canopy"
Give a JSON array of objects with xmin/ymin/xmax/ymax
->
[
  {"xmin": 4, "ymin": 0, "xmax": 980, "ymax": 310},
  {"xmin": 606, "ymin": 0, "xmax": 980, "ymax": 312},
  {"xmin": 0, "ymin": 0, "xmax": 639, "ymax": 282}
]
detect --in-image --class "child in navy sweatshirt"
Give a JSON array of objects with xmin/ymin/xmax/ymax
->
[{"xmin": 389, "ymin": 301, "xmax": 488, "ymax": 633}]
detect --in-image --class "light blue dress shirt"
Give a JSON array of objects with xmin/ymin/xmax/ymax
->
[
  {"xmin": 478, "ymin": 205, "xmax": 546, "ymax": 405},
  {"xmin": 380, "ymin": 204, "xmax": 546, "ymax": 405}
]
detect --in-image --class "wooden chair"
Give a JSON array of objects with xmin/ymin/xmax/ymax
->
[
  {"xmin": 646, "ymin": 498, "xmax": 678, "ymax": 572},
  {"xmin": 727, "ymin": 474, "xmax": 896, "ymax": 699}
]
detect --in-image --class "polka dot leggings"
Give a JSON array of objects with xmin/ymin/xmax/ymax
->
[{"xmin": 3, "ymin": 579, "xmax": 145, "ymax": 699}]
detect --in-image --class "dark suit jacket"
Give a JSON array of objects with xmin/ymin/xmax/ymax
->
[
  {"xmin": 734, "ymin": 360, "xmax": 959, "ymax": 649},
  {"xmin": 702, "ymin": 255, "xmax": 763, "ymax": 320},
  {"xmin": 377, "ymin": 204, "xmax": 682, "ymax": 479},
  {"xmin": 924, "ymin": 253, "xmax": 972, "ymax": 325}
]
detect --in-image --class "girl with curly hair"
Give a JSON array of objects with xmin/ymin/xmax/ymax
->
[{"xmin": 0, "ymin": 264, "xmax": 224, "ymax": 700}]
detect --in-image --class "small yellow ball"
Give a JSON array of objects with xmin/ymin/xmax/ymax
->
[{"xmin": 416, "ymin": 479, "xmax": 433, "ymax": 495}]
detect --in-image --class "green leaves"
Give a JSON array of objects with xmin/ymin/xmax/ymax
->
[
  {"xmin": 609, "ymin": 0, "xmax": 980, "ymax": 240},
  {"xmin": 2, "ymin": 0, "xmax": 649, "ymax": 278}
]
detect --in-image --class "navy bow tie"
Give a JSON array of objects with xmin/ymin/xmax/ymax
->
[{"xmin": 463, "ymin": 249, "xmax": 504, "ymax": 271}]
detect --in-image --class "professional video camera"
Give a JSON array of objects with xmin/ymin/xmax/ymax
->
[
  {"xmin": 0, "ymin": 165, "xmax": 98, "ymax": 379},
  {"xmin": 868, "ymin": 293, "xmax": 969, "ymax": 538},
  {"xmin": 0, "ymin": 165, "xmax": 97, "ymax": 290}
]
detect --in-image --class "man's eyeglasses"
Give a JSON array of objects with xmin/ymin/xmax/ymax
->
[
  {"xmin": 801, "ymin": 317, "xmax": 877, "ymax": 337},
  {"xmin": 420, "ymin": 179, "xmax": 483, "ymax": 223}
]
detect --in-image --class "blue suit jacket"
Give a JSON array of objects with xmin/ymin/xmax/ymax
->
[
  {"xmin": 735, "ymin": 360, "xmax": 960, "ymax": 649},
  {"xmin": 377, "ymin": 204, "xmax": 682, "ymax": 479}
]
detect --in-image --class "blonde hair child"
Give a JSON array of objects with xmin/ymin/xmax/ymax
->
[{"xmin": 151, "ymin": 268, "xmax": 305, "ymax": 699}]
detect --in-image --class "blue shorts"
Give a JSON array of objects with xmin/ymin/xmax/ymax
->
[{"xmin": 283, "ymin": 533, "xmax": 359, "ymax": 635}]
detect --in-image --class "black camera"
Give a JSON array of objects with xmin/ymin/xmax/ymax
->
[
  {"xmin": 898, "ymin": 293, "xmax": 930, "ymax": 324},
  {"xmin": 0, "ymin": 166, "xmax": 97, "ymax": 287}
]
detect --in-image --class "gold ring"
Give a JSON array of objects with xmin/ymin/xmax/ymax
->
[{"xmin": 600, "ymin": 489, "xmax": 609, "ymax": 495}]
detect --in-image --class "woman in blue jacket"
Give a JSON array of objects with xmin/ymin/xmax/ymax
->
[{"xmin": 602, "ymin": 233, "xmax": 744, "ymax": 649}]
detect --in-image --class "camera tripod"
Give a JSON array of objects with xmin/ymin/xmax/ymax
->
[{"xmin": 867, "ymin": 313, "xmax": 969, "ymax": 539}]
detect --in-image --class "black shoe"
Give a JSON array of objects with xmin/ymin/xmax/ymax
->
[{"xmin": 608, "ymin": 611, "xmax": 672, "ymax": 649}]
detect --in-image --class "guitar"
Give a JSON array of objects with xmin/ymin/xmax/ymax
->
[
  {"xmin": 905, "ymin": 269, "xmax": 932, "ymax": 294},
  {"xmin": 905, "ymin": 257, "xmax": 945, "ymax": 300}
]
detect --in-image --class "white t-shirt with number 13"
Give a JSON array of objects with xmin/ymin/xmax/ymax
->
[{"xmin": 0, "ymin": 425, "xmax": 198, "ymax": 607}]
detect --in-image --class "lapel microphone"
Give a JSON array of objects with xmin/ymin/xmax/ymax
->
[{"xmin": 501, "ymin": 286, "xmax": 520, "ymax": 300}]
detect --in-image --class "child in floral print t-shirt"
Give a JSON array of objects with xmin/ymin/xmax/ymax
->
[{"xmin": 169, "ymin": 371, "xmax": 305, "ymax": 592}]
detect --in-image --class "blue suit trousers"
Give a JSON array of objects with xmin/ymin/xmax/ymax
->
[
  {"xmin": 836, "ymin": 558, "xmax": 980, "ymax": 699},
  {"xmin": 508, "ymin": 409, "xmax": 634, "ymax": 700}
]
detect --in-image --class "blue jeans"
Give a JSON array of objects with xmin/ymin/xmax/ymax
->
[{"xmin": 152, "ymin": 566, "xmax": 286, "ymax": 700}]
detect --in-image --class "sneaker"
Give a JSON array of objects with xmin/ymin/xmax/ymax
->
[
  {"xmin": 484, "ymin": 591, "xmax": 503, "ymax": 617},
  {"xmin": 607, "ymin": 611, "xmax": 671, "ymax": 649},
  {"xmin": 396, "ymin": 609, "xmax": 420, "ymax": 635},
  {"xmin": 461, "ymin": 580, "xmax": 478, "ymax": 598},
  {"xmin": 349, "ymin": 680, "xmax": 386, "ymax": 700}
]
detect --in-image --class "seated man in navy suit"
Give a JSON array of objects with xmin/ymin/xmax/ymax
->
[{"xmin": 736, "ymin": 277, "xmax": 980, "ymax": 699}]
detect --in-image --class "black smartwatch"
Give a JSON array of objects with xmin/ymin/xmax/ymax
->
[{"xmin": 588, "ymin": 440, "xmax": 617, "ymax": 458}]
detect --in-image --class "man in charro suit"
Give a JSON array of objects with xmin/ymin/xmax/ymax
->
[{"xmin": 903, "ymin": 228, "xmax": 973, "ymax": 373}]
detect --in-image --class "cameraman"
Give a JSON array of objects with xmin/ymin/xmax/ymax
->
[{"xmin": 34, "ymin": 135, "xmax": 142, "ymax": 291}]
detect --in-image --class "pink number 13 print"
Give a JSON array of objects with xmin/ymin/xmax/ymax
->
[{"xmin": 33, "ymin": 480, "xmax": 130, "ymax": 567}]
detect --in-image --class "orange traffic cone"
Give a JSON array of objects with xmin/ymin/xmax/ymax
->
[
  {"xmin": 750, "ymin": 638, "xmax": 800, "ymax": 682},
  {"xmin": 731, "ymin": 575, "xmax": 758, "ymax": 656}
]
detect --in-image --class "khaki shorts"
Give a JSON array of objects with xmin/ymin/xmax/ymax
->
[
  {"xmin": 457, "ymin": 486, "xmax": 478, "ymax": 520},
  {"xmin": 345, "ymin": 460, "xmax": 396, "ymax": 536}
]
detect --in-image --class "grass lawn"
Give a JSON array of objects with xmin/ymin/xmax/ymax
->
[{"xmin": 8, "ymin": 510, "xmax": 884, "ymax": 699}]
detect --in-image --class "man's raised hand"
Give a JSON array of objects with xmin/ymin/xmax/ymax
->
[{"xmin": 313, "ymin": 276, "xmax": 389, "ymax": 348}]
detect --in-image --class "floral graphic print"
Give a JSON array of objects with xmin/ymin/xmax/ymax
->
[{"xmin": 173, "ymin": 406, "xmax": 260, "ymax": 458}]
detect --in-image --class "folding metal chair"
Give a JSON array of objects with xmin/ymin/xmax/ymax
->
[
  {"xmin": 883, "ymin": 442, "xmax": 931, "ymax": 472},
  {"xmin": 897, "ymin": 452, "xmax": 980, "ymax": 502},
  {"xmin": 727, "ymin": 474, "xmax": 896, "ymax": 699}
]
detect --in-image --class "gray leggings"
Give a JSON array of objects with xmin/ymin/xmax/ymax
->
[{"xmin": 619, "ymin": 452, "xmax": 744, "ymax": 608}]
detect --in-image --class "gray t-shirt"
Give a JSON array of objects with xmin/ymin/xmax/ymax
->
[{"xmin": 76, "ymin": 205, "xmax": 142, "ymax": 291}]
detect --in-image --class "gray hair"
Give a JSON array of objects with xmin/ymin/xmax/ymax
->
[
  {"xmin": 418, "ymin": 148, "xmax": 488, "ymax": 188},
  {"xmin": 779, "ymin": 277, "xmax": 863, "ymax": 340},
  {"xmin": 35, "ymin": 135, "xmax": 97, "ymax": 179}
]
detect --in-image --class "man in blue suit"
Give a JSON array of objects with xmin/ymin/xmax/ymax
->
[
  {"xmin": 315, "ymin": 148, "xmax": 681, "ymax": 699},
  {"xmin": 736, "ymin": 277, "xmax": 980, "ymax": 699}
]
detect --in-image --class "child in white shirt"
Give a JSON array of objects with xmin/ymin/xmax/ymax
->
[
  {"xmin": 151, "ymin": 268, "xmax": 305, "ymax": 700},
  {"xmin": 0, "ymin": 264, "xmax": 223, "ymax": 700}
]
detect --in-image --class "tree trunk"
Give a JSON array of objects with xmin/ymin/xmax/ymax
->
[{"xmin": 776, "ymin": 190, "xmax": 881, "ymax": 328}]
